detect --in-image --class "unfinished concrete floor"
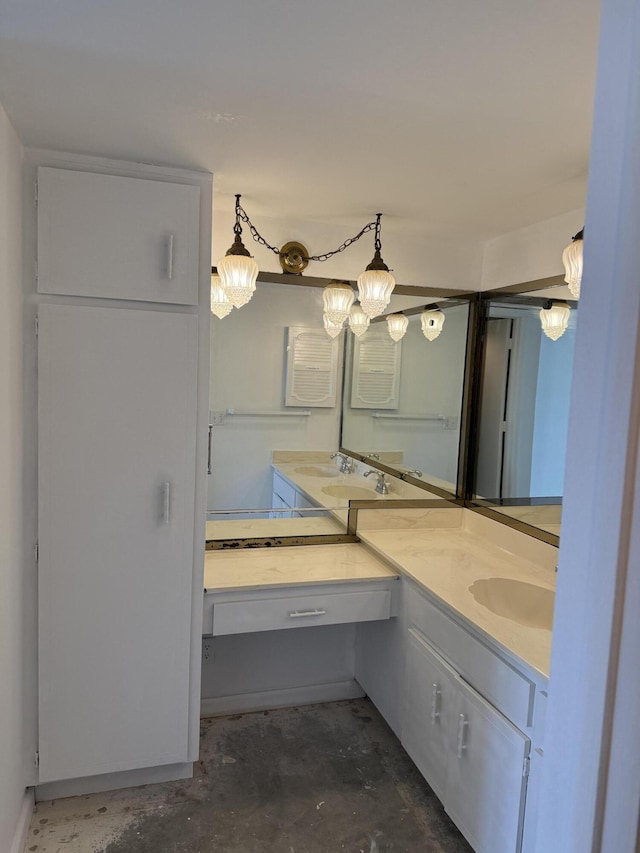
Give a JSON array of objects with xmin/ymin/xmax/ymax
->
[{"xmin": 27, "ymin": 699, "xmax": 472, "ymax": 852}]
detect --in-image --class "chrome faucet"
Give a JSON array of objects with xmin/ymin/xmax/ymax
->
[
  {"xmin": 363, "ymin": 453, "xmax": 381, "ymax": 462},
  {"xmin": 364, "ymin": 469, "xmax": 390, "ymax": 495},
  {"xmin": 331, "ymin": 452, "xmax": 354, "ymax": 474}
]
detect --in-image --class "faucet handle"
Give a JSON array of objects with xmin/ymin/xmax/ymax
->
[{"xmin": 403, "ymin": 469, "xmax": 423, "ymax": 479}]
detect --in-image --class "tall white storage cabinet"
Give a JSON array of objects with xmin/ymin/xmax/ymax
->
[{"xmin": 32, "ymin": 157, "xmax": 211, "ymax": 792}]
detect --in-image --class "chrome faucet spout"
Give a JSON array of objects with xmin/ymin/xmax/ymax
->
[
  {"xmin": 330, "ymin": 452, "xmax": 354, "ymax": 474},
  {"xmin": 364, "ymin": 469, "xmax": 391, "ymax": 495}
]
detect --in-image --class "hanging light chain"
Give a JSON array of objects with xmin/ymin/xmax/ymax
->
[
  {"xmin": 307, "ymin": 219, "xmax": 377, "ymax": 262},
  {"xmin": 233, "ymin": 195, "xmax": 380, "ymax": 263}
]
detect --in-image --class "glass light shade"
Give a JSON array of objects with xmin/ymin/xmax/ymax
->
[
  {"xmin": 322, "ymin": 283, "xmax": 355, "ymax": 325},
  {"xmin": 562, "ymin": 238, "xmax": 583, "ymax": 299},
  {"xmin": 323, "ymin": 313, "xmax": 344, "ymax": 339},
  {"xmin": 421, "ymin": 309, "xmax": 445, "ymax": 341},
  {"xmin": 210, "ymin": 273, "xmax": 233, "ymax": 318},
  {"xmin": 387, "ymin": 314, "xmax": 408, "ymax": 342},
  {"xmin": 540, "ymin": 302, "xmax": 570, "ymax": 341},
  {"xmin": 348, "ymin": 304, "xmax": 370, "ymax": 337},
  {"xmin": 356, "ymin": 269, "xmax": 396, "ymax": 318},
  {"xmin": 217, "ymin": 253, "xmax": 259, "ymax": 308}
]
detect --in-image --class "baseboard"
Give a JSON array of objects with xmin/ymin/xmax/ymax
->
[
  {"xmin": 9, "ymin": 789, "xmax": 34, "ymax": 853},
  {"xmin": 35, "ymin": 762, "xmax": 193, "ymax": 802},
  {"xmin": 200, "ymin": 679, "xmax": 365, "ymax": 717}
]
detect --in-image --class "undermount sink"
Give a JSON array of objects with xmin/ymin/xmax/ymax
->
[
  {"xmin": 468, "ymin": 577, "xmax": 554, "ymax": 630},
  {"xmin": 294, "ymin": 465, "xmax": 340, "ymax": 478},
  {"xmin": 321, "ymin": 485, "xmax": 377, "ymax": 500}
]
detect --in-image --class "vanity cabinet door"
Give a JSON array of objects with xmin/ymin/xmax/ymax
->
[
  {"xmin": 402, "ymin": 628, "xmax": 458, "ymax": 801},
  {"xmin": 37, "ymin": 167, "xmax": 200, "ymax": 304},
  {"xmin": 445, "ymin": 678, "xmax": 530, "ymax": 853},
  {"xmin": 38, "ymin": 303, "xmax": 198, "ymax": 782}
]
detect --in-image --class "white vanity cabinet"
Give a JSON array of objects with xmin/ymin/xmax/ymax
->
[
  {"xmin": 36, "ymin": 167, "xmax": 200, "ymax": 305},
  {"xmin": 271, "ymin": 470, "xmax": 320, "ymax": 517},
  {"xmin": 403, "ymin": 627, "xmax": 530, "ymax": 853},
  {"xmin": 399, "ymin": 581, "xmax": 544, "ymax": 853}
]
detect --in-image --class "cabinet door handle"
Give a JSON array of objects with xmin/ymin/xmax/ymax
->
[
  {"xmin": 207, "ymin": 424, "xmax": 213, "ymax": 475},
  {"xmin": 430, "ymin": 683, "xmax": 441, "ymax": 724},
  {"xmin": 288, "ymin": 609, "xmax": 326, "ymax": 618},
  {"xmin": 166, "ymin": 234, "xmax": 174, "ymax": 280},
  {"xmin": 162, "ymin": 482, "xmax": 171, "ymax": 524},
  {"xmin": 456, "ymin": 713, "xmax": 468, "ymax": 759}
]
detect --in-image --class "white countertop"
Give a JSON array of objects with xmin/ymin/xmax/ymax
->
[
  {"xmin": 359, "ymin": 526, "xmax": 555, "ymax": 681},
  {"xmin": 203, "ymin": 543, "xmax": 398, "ymax": 592}
]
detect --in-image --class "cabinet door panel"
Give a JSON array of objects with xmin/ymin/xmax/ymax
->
[
  {"xmin": 445, "ymin": 679, "xmax": 530, "ymax": 853},
  {"xmin": 37, "ymin": 168, "xmax": 200, "ymax": 304},
  {"xmin": 38, "ymin": 304, "xmax": 198, "ymax": 782},
  {"xmin": 402, "ymin": 628, "xmax": 458, "ymax": 801}
]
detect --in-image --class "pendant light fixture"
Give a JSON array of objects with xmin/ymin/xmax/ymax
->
[
  {"xmin": 421, "ymin": 308, "xmax": 445, "ymax": 341},
  {"xmin": 387, "ymin": 313, "xmax": 408, "ymax": 342},
  {"xmin": 217, "ymin": 194, "xmax": 259, "ymax": 308},
  {"xmin": 348, "ymin": 304, "xmax": 370, "ymax": 337},
  {"xmin": 322, "ymin": 282, "xmax": 355, "ymax": 325},
  {"xmin": 216, "ymin": 197, "xmax": 398, "ymax": 318},
  {"xmin": 323, "ymin": 314, "xmax": 344, "ymax": 338},
  {"xmin": 540, "ymin": 300, "xmax": 570, "ymax": 341},
  {"xmin": 562, "ymin": 228, "xmax": 584, "ymax": 299},
  {"xmin": 357, "ymin": 213, "xmax": 396, "ymax": 318},
  {"xmin": 210, "ymin": 272, "xmax": 233, "ymax": 318}
]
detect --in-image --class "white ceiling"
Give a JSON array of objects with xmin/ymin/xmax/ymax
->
[{"xmin": 0, "ymin": 0, "xmax": 600, "ymax": 242}]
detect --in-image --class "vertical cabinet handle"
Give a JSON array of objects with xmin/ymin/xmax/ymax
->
[
  {"xmin": 430, "ymin": 683, "xmax": 441, "ymax": 724},
  {"xmin": 163, "ymin": 482, "xmax": 171, "ymax": 524},
  {"xmin": 456, "ymin": 713, "xmax": 468, "ymax": 758},
  {"xmin": 207, "ymin": 424, "xmax": 213, "ymax": 475},
  {"xmin": 166, "ymin": 234, "xmax": 174, "ymax": 280}
]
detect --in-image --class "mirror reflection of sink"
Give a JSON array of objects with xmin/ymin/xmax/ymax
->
[
  {"xmin": 294, "ymin": 465, "xmax": 340, "ymax": 478},
  {"xmin": 321, "ymin": 485, "xmax": 377, "ymax": 500},
  {"xmin": 468, "ymin": 577, "xmax": 554, "ymax": 630}
]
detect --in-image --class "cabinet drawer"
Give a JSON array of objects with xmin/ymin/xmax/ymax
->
[
  {"xmin": 407, "ymin": 587, "xmax": 534, "ymax": 730},
  {"xmin": 37, "ymin": 168, "xmax": 200, "ymax": 304},
  {"xmin": 272, "ymin": 472, "xmax": 296, "ymax": 507},
  {"xmin": 213, "ymin": 589, "xmax": 391, "ymax": 636}
]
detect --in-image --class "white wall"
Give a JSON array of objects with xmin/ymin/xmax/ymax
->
[
  {"xmin": 342, "ymin": 303, "xmax": 469, "ymax": 486},
  {"xmin": 0, "ymin": 102, "xmax": 28, "ymax": 851},
  {"xmin": 530, "ymin": 326, "xmax": 576, "ymax": 496},
  {"xmin": 209, "ymin": 281, "xmax": 343, "ymax": 510},
  {"xmin": 481, "ymin": 208, "xmax": 585, "ymax": 289}
]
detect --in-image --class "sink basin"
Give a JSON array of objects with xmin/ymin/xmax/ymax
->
[
  {"xmin": 321, "ymin": 485, "xmax": 377, "ymax": 500},
  {"xmin": 294, "ymin": 465, "xmax": 340, "ymax": 478},
  {"xmin": 468, "ymin": 578, "xmax": 554, "ymax": 630}
]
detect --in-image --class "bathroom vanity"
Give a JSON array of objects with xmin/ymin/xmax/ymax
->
[{"xmin": 202, "ymin": 509, "xmax": 555, "ymax": 853}]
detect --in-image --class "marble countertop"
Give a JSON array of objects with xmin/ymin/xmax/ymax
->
[
  {"xmin": 203, "ymin": 543, "xmax": 398, "ymax": 592},
  {"xmin": 358, "ymin": 526, "xmax": 555, "ymax": 681},
  {"xmin": 273, "ymin": 461, "xmax": 441, "ymax": 513}
]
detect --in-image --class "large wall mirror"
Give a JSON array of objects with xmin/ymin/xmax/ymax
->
[
  {"xmin": 470, "ymin": 280, "xmax": 578, "ymax": 542},
  {"xmin": 340, "ymin": 299, "xmax": 471, "ymax": 497},
  {"xmin": 206, "ymin": 277, "xmax": 464, "ymax": 546}
]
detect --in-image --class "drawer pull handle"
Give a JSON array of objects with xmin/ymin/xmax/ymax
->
[
  {"xmin": 430, "ymin": 683, "xmax": 441, "ymax": 724},
  {"xmin": 167, "ymin": 234, "xmax": 174, "ymax": 280},
  {"xmin": 162, "ymin": 482, "xmax": 171, "ymax": 525},
  {"xmin": 456, "ymin": 713, "xmax": 468, "ymax": 759},
  {"xmin": 289, "ymin": 609, "xmax": 327, "ymax": 618}
]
